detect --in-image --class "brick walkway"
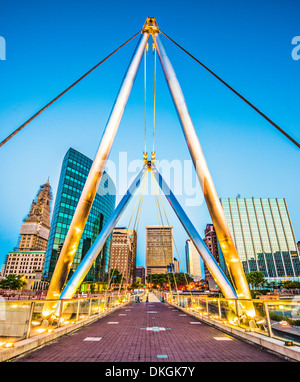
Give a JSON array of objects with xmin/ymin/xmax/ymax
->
[{"xmin": 14, "ymin": 300, "xmax": 286, "ymax": 362}]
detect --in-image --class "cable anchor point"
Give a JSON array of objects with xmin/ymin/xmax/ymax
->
[{"xmin": 142, "ymin": 17, "xmax": 160, "ymax": 35}]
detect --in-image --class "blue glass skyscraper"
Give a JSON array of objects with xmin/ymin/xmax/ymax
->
[{"xmin": 44, "ymin": 148, "xmax": 116, "ymax": 284}]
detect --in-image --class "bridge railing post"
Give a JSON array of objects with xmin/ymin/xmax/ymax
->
[
  {"xmin": 57, "ymin": 300, "xmax": 64, "ymax": 328},
  {"xmin": 76, "ymin": 300, "xmax": 80, "ymax": 322},
  {"xmin": 88, "ymin": 298, "xmax": 92, "ymax": 317},
  {"xmin": 217, "ymin": 298, "xmax": 221, "ymax": 319},
  {"xmin": 26, "ymin": 301, "xmax": 35, "ymax": 339},
  {"xmin": 264, "ymin": 301, "xmax": 273, "ymax": 338},
  {"xmin": 235, "ymin": 299, "xmax": 241, "ymax": 327}
]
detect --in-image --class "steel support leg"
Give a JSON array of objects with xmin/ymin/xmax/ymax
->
[
  {"xmin": 46, "ymin": 33, "xmax": 149, "ymax": 301},
  {"xmin": 153, "ymin": 34, "xmax": 253, "ymax": 305},
  {"xmin": 59, "ymin": 165, "xmax": 148, "ymax": 300},
  {"xmin": 151, "ymin": 165, "xmax": 237, "ymax": 299}
]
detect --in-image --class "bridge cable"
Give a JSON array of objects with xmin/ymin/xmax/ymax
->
[
  {"xmin": 104, "ymin": 172, "xmax": 146, "ymax": 304},
  {"xmin": 0, "ymin": 30, "xmax": 142, "ymax": 149},
  {"xmin": 160, "ymin": 30, "xmax": 300, "ymax": 150},
  {"xmin": 115, "ymin": 173, "xmax": 147, "ymax": 299},
  {"xmin": 150, "ymin": 172, "xmax": 173, "ymax": 296},
  {"xmin": 152, "ymin": 45, "xmax": 157, "ymax": 154},
  {"xmin": 150, "ymin": 171, "xmax": 180, "ymax": 300},
  {"xmin": 151, "ymin": 170, "xmax": 194, "ymax": 302},
  {"xmin": 144, "ymin": 47, "xmax": 147, "ymax": 154}
]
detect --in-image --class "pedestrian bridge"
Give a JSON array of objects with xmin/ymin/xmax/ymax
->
[{"xmin": 0, "ymin": 292, "xmax": 299, "ymax": 362}]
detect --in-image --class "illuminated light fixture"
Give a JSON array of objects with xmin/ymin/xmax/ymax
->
[
  {"xmin": 279, "ymin": 320, "xmax": 288, "ymax": 326},
  {"xmin": 5, "ymin": 343, "xmax": 14, "ymax": 348},
  {"xmin": 31, "ymin": 321, "xmax": 41, "ymax": 326},
  {"xmin": 36, "ymin": 328, "xmax": 47, "ymax": 334},
  {"xmin": 256, "ymin": 319, "xmax": 266, "ymax": 325}
]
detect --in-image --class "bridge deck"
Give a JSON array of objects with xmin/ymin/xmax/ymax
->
[{"xmin": 14, "ymin": 297, "xmax": 286, "ymax": 362}]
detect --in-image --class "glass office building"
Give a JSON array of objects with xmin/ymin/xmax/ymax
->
[
  {"xmin": 44, "ymin": 148, "xmax": 116, "ymax": 283},
  {"xmin": 220, "ymin": 198, "xmax": 300, "ymax": 280}
]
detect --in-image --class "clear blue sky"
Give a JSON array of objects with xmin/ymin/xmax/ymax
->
[{"xmin": 0, "ymin": 0, "xmax": 299, "ymax": 271}]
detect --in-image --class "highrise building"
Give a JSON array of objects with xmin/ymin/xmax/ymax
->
[
  {"xmin": 174, "ymin": 258, "xmax": 180, "ymax": 273},
  {"xmin": 203, "ymin": 224, "xmax": 221, "ymax": 281},
  {"xmin": 185, "ymin": 239, "xmax": 204, "ymax": 282},
  {"xmin": 4, "ymin": 251, "xmax": 45, "ymax": 276},
  {"xmin": 136, "ymin": 266, "xmax": 145, "ymax": 284},
  {"xmin": 18, "ymin": 181, "xmax": 52, "ymax": 251},
  {"xmin": 146, "ymin": 225, "xmax": 173, "ymax": 276},
  {"xmin": 44, "ymin": 148, "xmax": 116, "ymax": 284},
  {"xmin": 220, "ymin": 198, "xmax": 300, "ymax": 281},
  {"xmin": 110, "ymin": 228, "xmax": 137, "ymax": 285}
]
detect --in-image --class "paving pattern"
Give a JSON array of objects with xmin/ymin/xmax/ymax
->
[{"xmin": 14, "ymin": 297, "xmax": 286, "ymax": 362}]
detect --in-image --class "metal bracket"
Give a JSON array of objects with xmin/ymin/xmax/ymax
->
[{"xmin": 142, "ymin": 17, "xmax": 160, "ymax": 35}]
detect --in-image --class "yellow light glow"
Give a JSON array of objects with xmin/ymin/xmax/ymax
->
[
  {"xmin": 0, "ymin": 342, "xmax": 6, "ymax": 347},
  {"xmin": 36, "ymin": 328, "xmax": 47, "ymax": 334},
  {"xmin": 5, "ymin": 343, "xmax": 14, "ymax": 348},
  {"xmin": 31, "ymin": 321, "xmax": 41, "ymax": 326}
]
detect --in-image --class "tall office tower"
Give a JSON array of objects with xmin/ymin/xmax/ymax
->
[
  {"xmin": 44, "ymin": 148, "xmax": 116, "ymax": 284},
  {"xmin": 110, "ymin": 228, "xmax": 137, "ymax": 285},
  {"xmin": 146, "ymin": 226, "xmax": 174, "ymax": 276},
  {"xmin": 185, "ymin": 239, "xmax": 204, "ymax": 282},
  {"xmin": 136, "ymin": 266, "xmax": 145, "ymax": 284},
  {"xmin": 174, "ymin": 258, "xmax": 180, "ymax": 273},
  {"xmin": 203, "ymin": 224, "xmax": 221, "ymax": 281},
  {"xmin": 18, "ymin": 181, "xmax": 52, "ymax": 251},
  {"xmin": 220, "ymin": 198, "xmax": 300, "ymax": 280}
]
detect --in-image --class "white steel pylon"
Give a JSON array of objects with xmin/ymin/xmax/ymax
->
[{"xmin": 45, "ymin": 17, "xmax": 253, "ymax": 318}]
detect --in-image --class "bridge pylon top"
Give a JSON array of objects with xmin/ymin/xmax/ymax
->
[{"xmin": 142, "ymin": 17, "xmax": 160, "ymax": 35}]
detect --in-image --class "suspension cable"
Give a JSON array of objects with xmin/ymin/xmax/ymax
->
[
  {"xmin": 152, "ymin": 45, "xmax": 157, "ymax": 154},
  {"xmin": 105, "ymin": 172, "xmax": 146, "ymax": 301},
  {"xmin": 144, "ymin": 47, "xmax": 147, "ymax": 154},
  {"xmin": 150, "ymin": 171, "xmax": 178, "ymax": 298},
  {"xmin": 160, "ymin": 30, "xmax": 300, "ymax": 150},
  {"xmin": 151, "ymin": 170, "xmax": 193, "ymax": 301},
  {"xmin": 117, "ymin": 174, "xmax": 147, "ymax": 298},
  {"xmin": 0, "ymin": 30, "xmax": 142, "ymax": 149}
]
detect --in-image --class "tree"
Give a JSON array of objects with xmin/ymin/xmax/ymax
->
[
  {"xmin": 109, "ymin": 269, "xmax": 123, "ymax": 285},
  {"xmin": 146, "ymin": 273, "xmax": 193, "ymax": 290},
  {"xmin": 283, "ymin": 280, "xmax": 300, "ymax": 289},
  {"xmin": 0, "ymin": 274, "xmax": 27, "ymax": 290},
  {"xmin": 245, "ymin": 271, "xmax": 265, "ymax": 289}
]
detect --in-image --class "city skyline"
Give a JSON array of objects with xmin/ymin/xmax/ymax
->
[{"xmin": 0, "ymin": 0, "xmax": 299, "ymax": 273}]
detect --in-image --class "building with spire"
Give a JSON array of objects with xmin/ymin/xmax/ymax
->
[
  {"xmin": 3, "ymin": 180, "xmax": 52, "ymax": 290},
  {"xmin": 18, "ymin": 180, "xmax": 52, "ymax": 251}
]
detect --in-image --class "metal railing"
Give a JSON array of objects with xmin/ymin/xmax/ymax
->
[
  {"xmin": 0, "ymin": 293, "xmax": 130, "ymax": 349},
  {"xmin": 166, "ymin": 293, "xmax": 300, "ymax": 346}
]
